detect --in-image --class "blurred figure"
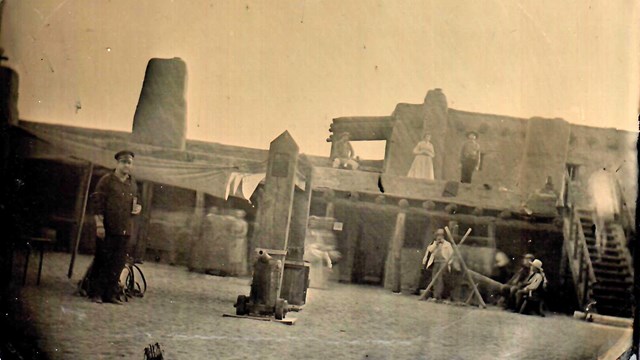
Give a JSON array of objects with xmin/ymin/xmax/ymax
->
[
  {"xmin": 493, "ymin": 250, "xmax": 511, "ymax": 284},
  {"xmin": 331, "ymin": 132, "xmax": 359, "ymax": 170},
  {"xmin": 588, "ymin": 169, "xmax": 619, "ymax": 259},
  {"xmin": 304, "ymin": 217, "xmax": 341, "ymax": 289}
]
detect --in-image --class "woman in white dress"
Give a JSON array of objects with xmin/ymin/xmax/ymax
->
[{"xmin": 407, "ymin": 133, "xmax": 435, "ymax": 180}]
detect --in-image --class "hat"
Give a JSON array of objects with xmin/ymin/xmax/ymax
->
[
  {"xmin": 531, "ymin": 259, "xmax": 543, "ymax": 270},
  {"xmin": 466, "ymin": 131, "xmax": 478, "ymax": 138},
  {"xmin": 114, "ymin": 150, "xmax": 135, "ymax": 160},
  {"xmin": 434, "ymin": 229, "xmax": 445, "ymax": 236},
  {"xmin": 523, "ymin": 253, "xmax": 535, "ymax": 260}
]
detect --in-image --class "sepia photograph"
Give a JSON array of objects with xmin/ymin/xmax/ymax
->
[{"xmin": 0, "ymin": 1, "xmax": 638, "ymax": 359}]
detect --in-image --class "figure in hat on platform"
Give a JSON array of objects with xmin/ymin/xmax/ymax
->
[
  {"xmin": 407, "ymin": 132, "xmax": 435, "ymax": 180},
  {"xmin": 85, "ymin": 150, "xmax": 142, "ymax": 305},
  {"xmin": 460, "ymin": 131, "xmax": 481, "ymax": 183},
  {"xmin": 331, "ymin": 132, "xmax": 359, "ymax": 170}
]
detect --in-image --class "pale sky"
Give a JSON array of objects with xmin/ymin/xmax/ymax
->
[{"xmin": 2, "ymin": 0, "xmax": 639, "ymax": 158}]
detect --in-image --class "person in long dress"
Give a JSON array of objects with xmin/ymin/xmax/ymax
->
[{"xmin": 407, "ymin": 133, "xmax": 435, "ymax": 180}]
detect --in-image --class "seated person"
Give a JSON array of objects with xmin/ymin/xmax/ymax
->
[
  {"xmin": 331, "ymin": 132, "xmax": 359, "ymax": 170},
  {"xmin": 497, "ymin": 253, "xmax": 534, "ymax": 308},
  {"xmin": 508, "ymin": 259, "xmax": 546, "ymax": 312},
  {"xmin": 522, "ymin": 176, "xmax": 559, "ymax": 216}
]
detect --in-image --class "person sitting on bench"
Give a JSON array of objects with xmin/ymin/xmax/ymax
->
[{"xmin": 509, "ymin": 259, "xmax": 545, "ymax": 312}]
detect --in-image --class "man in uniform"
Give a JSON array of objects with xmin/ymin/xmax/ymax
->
[{"xmin": 88, "ymin": 150, "xmax": 142, "ymax": 304}]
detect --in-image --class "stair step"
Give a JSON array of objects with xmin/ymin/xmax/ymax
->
[
  {"xmin": 593, "ymin": 284, "xmax": 631, "ymax": 293},
  {"xmin": 590, "ymin": 253, "xmax": 625, "ymax": 262},
  {"xmin": 592, "ymin": 261, "xmax": 628, "ymax": 270},
  {"xmin": 595, "ymin": 306, "xmax": 632, "ymax": 318},
  {"xmin": 593, "ymin": 287, "xmax": 631, "ymax": 298},
  {"xmin": 593, "ymin": 269, "xmax": 631, "ymax": 280},
  {"xmin": 593, "ymin": 295, "xmax": 632, "ymax": 304},
  {"xmin": 597, "ymin": 278, "xmax": 634, "ymax": 287},
  {"xmin": 585, "ymin": 240, "xmax": 620, "ymax": 250},
  {"xmin": 587, "ymin": 246, "xmax": 620, "ymax": 255}
]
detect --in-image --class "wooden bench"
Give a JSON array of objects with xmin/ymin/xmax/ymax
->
[{"xmin": 18, "ymin": 236, "xmax": 56, "ymax": 285}]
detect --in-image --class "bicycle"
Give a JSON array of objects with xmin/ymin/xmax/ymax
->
[
  {"xmin": 119, "ymin": 261, "xmax": 147, "ymax": 301},
  {"xmin": 78, "ymin": 260, "xmax": 147, "ymax": 301}
]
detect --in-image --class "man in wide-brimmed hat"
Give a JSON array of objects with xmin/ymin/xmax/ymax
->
[
  {"xmin": 509, "ymin": 258, "xmax": 546, "ymax": 311},
  {"xmin": 460, "ymin": 131, "xmax": 481, "ymax": 183}
]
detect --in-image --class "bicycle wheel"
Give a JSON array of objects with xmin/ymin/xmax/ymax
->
[{"xmin": 130, "ymin": 264, "xmax": 147, "ymax": 295}]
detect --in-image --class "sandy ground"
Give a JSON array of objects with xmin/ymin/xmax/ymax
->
[{"xmin": 5, "ymin": 252, "xmax": 631, "ymax": 360}]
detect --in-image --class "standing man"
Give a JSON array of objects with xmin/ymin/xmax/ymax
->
[
  {"xmin": 422, "ymin": 228, "xmax": 459, "ymax": 301},
  {"xmin": 460, "ymin": 131, "xmax": 481, "ymax": 183},
  {"xmin": 88, "ymin": 150, "xmax": 142, "ymax": 304}
]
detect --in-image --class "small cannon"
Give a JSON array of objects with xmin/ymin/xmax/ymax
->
[{"xmin": 234, "ymin": 249, "xmax": 289, "ymax": 320}]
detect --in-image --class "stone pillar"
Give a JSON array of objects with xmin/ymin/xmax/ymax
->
[
  {"xmin": 383, "ymin": 88, "xmax": 448, "ymax": 177},
  {"xmin": 131, "ymin": 58, "xmax": 188, "ymax": 150},
  {"xmin": 0, "ymin": 63, "xmax": 19, "ymax": 127},
  {"xmin": 517, "ymin": 117, "xmax": 571, "ymax": 195}
]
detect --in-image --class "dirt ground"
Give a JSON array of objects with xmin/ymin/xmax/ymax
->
[{"xmin": 4, "ymin": 252, "xmax": 631, "ymax": 360}]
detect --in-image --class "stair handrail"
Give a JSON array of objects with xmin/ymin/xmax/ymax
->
[
  {"xmin": 575, "ymin": 210, "xmax": 598, "ymax": 287},
  {"xmin": 613, "ymin": 177, "xmax": 636, "ymax": 237},
  {"xmin": 609, "ymin": 224, "xmax": 634, "ymax": 278},
  {"xmin": 562, "ymin": 205, "xmax": 597, "ymax": 308}
]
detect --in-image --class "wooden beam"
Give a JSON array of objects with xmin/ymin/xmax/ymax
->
[
  {"xmin": 133, "ymin": 181, "xmax": 154, "ymax": 262},
  {"xmin": 67, "ymin": 162, "xmax": 93, "ymax": 279},
  {"xmin": 387, "ymin": 199, "xmax": 409, "ymax": 293}
]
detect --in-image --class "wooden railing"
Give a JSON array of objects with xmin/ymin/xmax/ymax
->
[
  {"xmin": 609, "ymin": 224, "xmax": 634, "ymax": 278},
  {"xmin": 562, "ymin": 205, "xmax": 597, "ymax": 308}
]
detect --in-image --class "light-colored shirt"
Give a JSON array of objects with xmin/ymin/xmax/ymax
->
[
  {"xmin": 423, "ymin": 240, "xmax": 454, "ymax": 269},
  {"xmin": 523, "ymin": 272, "xmax": 544, "ymax": 292}
]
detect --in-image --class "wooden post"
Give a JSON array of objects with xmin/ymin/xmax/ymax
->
[
  {"xmin": 573, "ymin": 222, "xmax": 579, "ymax": 259},
  {"xmin": 444, "ymin": 226, "xmax": 486, "ymax": 308},
  {"xmin": 287, "ymin": 159, "xmax": 313, "ymax": 262},
  {"xmin": 67, "ymin": 162, "xmax": 93, "ymax": 279},
  {"xmin": 387, "ymin": 199, "xmax": 409, "ymax": 293},
  {"xmin": 323, "ymin": 189, "xmax": 335, "ymax": 218},
  {"xmin": 133, "ymin": 181, "xmax": 154, "ymax": 262},
  {"xmin": 339, "ymin": 192, "xmax": 360, "ymax": 283},
  {"xmin": 487, "ymin": 222, "xmax": 496, "ymax": 249}
]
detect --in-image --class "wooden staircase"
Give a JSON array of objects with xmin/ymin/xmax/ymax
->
[{"xmin": 575, "ymin": 210, "xmax": 633, "ymax": 317}]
